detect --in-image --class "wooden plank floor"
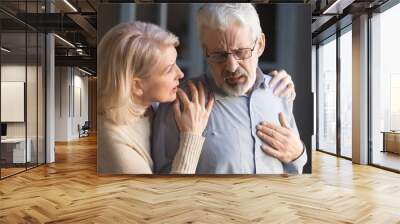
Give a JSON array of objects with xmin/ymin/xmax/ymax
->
[
  {"xmin": 1, "ymin": 134, "xmax": 400, "ymax": 224},
  {"xmin": 1, "ymin": 167, "xmax": 26, "ymax": 178}
]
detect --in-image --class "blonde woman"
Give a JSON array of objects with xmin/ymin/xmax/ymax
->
[{"xmin": 97, "ymin": 21, "xmax": 296, "ymax": 174}]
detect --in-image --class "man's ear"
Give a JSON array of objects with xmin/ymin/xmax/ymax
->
[
  {"xmin": 131, "ymin": 77, "xmax": 144, "ymax": 97},
  {"xmin": 256, "ymin": 33, "xmax": 266, "ymax": 57}
]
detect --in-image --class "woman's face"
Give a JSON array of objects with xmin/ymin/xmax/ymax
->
[{"xmin": 139, "ymin": 45, "xmax": 184, "ymax": 104}]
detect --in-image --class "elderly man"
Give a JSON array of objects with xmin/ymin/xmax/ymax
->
[{"xmin": 152, "ymin": 3, "xmax": 307, "ymax": 174}]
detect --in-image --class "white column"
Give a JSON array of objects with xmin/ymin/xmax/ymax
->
[
  {"xmin": 352, "ymin": 14, "xmax": 369, "ymax": 164},
  {"xmin": 46, "ymin": 27, "xmax": 55, "ymax": 163},
  {"xmin": 312, "ymin": 45, "xmax": 317, "ymax": 151}
]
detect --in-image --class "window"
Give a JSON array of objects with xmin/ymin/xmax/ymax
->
[
  {"xmin": 339, "ymin": 29, "xmax": 352, "ymax": 158},
  {"xmin": 370, "ymin": 2, "xmax": 400, "ymax": 171},
  {"xmin": 317, "ymin": 36, "xmax": 337, "ymax": 155}
]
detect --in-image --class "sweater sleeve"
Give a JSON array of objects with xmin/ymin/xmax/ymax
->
[
  {"xmin": 170, "ymin": 133, "xmax": 205, "ymax": 174},
  {"xmin": 100, "ymin": 137, "xmax": 153, "ymax": 174},
  {"xmin": 98, "ymin": 120, "xmax": 153, "ymax": 175}
]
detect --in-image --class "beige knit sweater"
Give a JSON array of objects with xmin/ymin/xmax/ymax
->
[{"xmin": 98, "ymin": 114, "xmax": 205, "ymax": 174}]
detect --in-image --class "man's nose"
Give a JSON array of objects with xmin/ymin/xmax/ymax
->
[{"xmin": 225, "ymin": 54, "xmax": 239, "ymax": 73}]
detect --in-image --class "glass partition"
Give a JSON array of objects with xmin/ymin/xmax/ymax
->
[
  {"xmin": 1, "ymin": 30, "xmax": 28, "ymax": 177},
  {"xmin": 0, "ymin": 1, "xmax": 46, "ymax": 179}
]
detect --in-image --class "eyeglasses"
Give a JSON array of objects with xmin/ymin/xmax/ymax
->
[{"xmin": 205, "ymin": 39, "xmax": 258, "ymax": 63}]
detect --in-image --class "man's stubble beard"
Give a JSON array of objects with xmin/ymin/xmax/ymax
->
[{"xmin": 218, "ymin": 67, "xmax": 257, "ymax": 96}]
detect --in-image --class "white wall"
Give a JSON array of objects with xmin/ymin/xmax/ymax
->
[
  {"xmin": 1, "ymin": 65, "xmax": 26, "ymax": 140},
  {"xmin": 1, "ymin": 65, "xmax": 40, "ymax": 137},
  {"xmin": 71, "ymin": 73, "xmax": 89, "ymax": 138},
  {"xmin": 54, "ymin": 67, "xmax": 89, "ymax": 141},
  {"xmin": 1, "ymin": 64, "xmax": 46, "ymax": 164},
  {"xmin": 55, "ymin": 66, "xmax": 69, "ymax": 141}
]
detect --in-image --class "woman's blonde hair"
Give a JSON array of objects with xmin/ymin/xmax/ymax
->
[{"xmin": 97, "ymin": 21, "xmax": 179, "ymax": 124}]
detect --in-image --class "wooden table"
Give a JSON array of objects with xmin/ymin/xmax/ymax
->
[{"xmin": 381, "ymin": 131, "xmax": 400, "ymax": 154}]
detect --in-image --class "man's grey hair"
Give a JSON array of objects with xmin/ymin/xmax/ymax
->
[{"xmin": 196, "ymin": 3, "xmax": 262, "ymax": 44}]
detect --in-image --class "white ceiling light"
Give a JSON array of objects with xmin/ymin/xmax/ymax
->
[
  {"xmin": 322, "ymin": 0, "xmax": 354, "ymax": 15},
  {"xmin": 63, "ymin": 0, "xmax": 78, "ymax": 12},
  {"xmin": 77, "ymin": 67, "xmax": 93, "ymax": 76},
  {"xmin": 54, "ymin": 34, "xmax": 75, "ymax": 48},
  {"xmin": 1, "ymin": 47, "xmax": 11, "ymax": 53}
]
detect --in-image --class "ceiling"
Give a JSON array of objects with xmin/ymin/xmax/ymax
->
[
  {"xmin": 0, "ymin": 0, "xmax": 97, "ymax": 74},
  {"xmin": 1, "ymin": 0, "xmax": 394, "ymax": 74}
]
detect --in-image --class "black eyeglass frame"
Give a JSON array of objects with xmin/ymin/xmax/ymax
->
[{"xmin": 205, "ymin": 38, "xmax": 258, "ymax": 63}]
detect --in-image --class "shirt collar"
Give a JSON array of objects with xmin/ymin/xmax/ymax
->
[
  {"xmin": 205, "ymin": 67, "xmax": 268, "ymax": 101},
  {"xmin": 255, "ymin": 67, "xmax": 268, "ymax": 89}
]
